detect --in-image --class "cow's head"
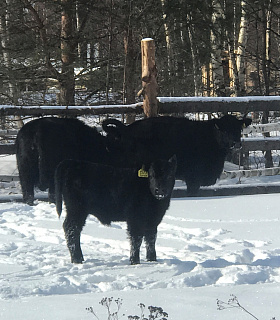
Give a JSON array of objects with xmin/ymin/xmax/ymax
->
[
  {"xmin": 102, "ymin": 119, "xmax": 125, "ymax": 139},
  {"xmin": 213, "ymin": 115, "xmax": 252, "ymax": 149},
  {"xmin": 102, "ymin": 119, "xmax": 137, "ymax": 165},
  {"xmin": 148, "ymin": 155, "xmax": 177, "ymax": 200},
  {"xmin": 103, "ymin": 119, "xmax": 153, "ymax": 166}
]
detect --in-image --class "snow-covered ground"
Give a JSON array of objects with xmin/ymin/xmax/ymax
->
[
  {"xmin": 0, "ymin": 155, "xmax": 280, "ymax": 319},
  {"xmin": 0, "ymin": 194, "xmax": 280, "ymax": 320}
]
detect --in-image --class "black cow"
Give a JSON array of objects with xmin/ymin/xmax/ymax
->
[
  {"xmin": 55, "ymin": 156, "xmax": 177, "ymax": 264},
  {"xmin": 103, "ymin": 115, "xmax": 252, "ymax": 195},
  {"xmin": 16, "ymin": 117, "xmax": 110, "ymax": 205}
]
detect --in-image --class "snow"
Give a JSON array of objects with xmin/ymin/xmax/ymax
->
[
  {"xmin": 1, "ymin": 100, "xmax": 280, "ymax": 319},
  {"xmin": 0, "ymin": 103, "xmax": 143, "ymax": 110},
  {"xmin": 0, "ymin": 195, "xmax": 279, "ymax": 319},
  {"xmin": 158, "ymin": 95, "xmax": 280, "ymax": 103},
  {"xmin": 0, "ymin": 153, "xmax": 279, "ymax": 319},
  {"xmin": 0, "ymin": 156, "xmax": 279, "ymax": 319}
]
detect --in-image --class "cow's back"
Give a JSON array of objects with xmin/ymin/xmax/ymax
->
[
  {"xmin": 117, "ymin": 117, "xmax": 218, "ymax": 177},
  {"xmin": 16, "ymin": 117, "xmax": 109, "ymax": 201},
  {"xmin": 59, "ymin": 160, "xmax": 170, "ymax": 226}
]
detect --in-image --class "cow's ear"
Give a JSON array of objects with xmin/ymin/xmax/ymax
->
[
  {"xmin": 243, "ymin": 118, "xmax": 252, "ymax": 128},
  {"xmin": 102, "ymin": 119, "xmax": 126, "ymax": 140},
  {"xmin": 102, "ymin": 119, "xmax": 126, "ymax": 134}
]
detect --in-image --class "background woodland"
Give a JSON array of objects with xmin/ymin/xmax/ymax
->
[{"xmin": 0, "ymin": 0, "xmax": 279, "ymax": 106}]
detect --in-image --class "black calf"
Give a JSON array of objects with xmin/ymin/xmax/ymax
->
[{"xmin": 55, "ymin": 156, "xmax": 177, "ymax": 264}]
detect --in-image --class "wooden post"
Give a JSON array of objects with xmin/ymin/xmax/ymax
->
[{"xmin": 141, "ymin": 38, "xmax": 158, "ymax": 117}]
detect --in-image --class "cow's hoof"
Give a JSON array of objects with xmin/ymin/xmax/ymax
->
[
  {"xmin": 24, "ymin": 198, "xmax": 34, "ymax": 206},
  {"xmin": 130, "ymin": 259, "xmax": 140, "ymax": 265},
  {"xmin": 71, "ymin": 257, "xmax": 84, "ymax": 264},
  {"xmin": 147, "ymin": 258, "xmax": 157, "ymax": 262}
]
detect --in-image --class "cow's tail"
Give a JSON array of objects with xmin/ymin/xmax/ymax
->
[
  {"xmin": 54, "ymin": 161, "xmax": 65, "ymax": 218},
  {"xmin": 102, "ymin": 119, "xmax": 126, "ymax": 136}
]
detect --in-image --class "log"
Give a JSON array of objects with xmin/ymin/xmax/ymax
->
[
  {"xmin": 157, "ymin": 96, "xmax": 280, "ymax": 114},
  {"xmin": 3, "ymin": 96, "xmax": 280, "ymax": 117},
  {"xmin": 0, "ymin": 103, "xmax": 144, "ymax": 117},
  {"xmin": 241, "ymin": 138, "xmax": 280, "ymax": 152}
]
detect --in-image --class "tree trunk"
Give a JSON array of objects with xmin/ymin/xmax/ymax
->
[
  {"xmin": 210, "ymin": 0, "xmax": 226, "ymax": 96},
  {"xmin": 105, "ymin": 0, "xmax": 113, "ymax": 105},
  {"xmin": 123, "ymin": 0, "xmax": 137, "ymax": 123},
  {"xmin": 0, "ymin": 0, "xmax": 19, "ymax": 105},
  {"xmin": 160, "ymin": 0, "xmax": 175, "ymax": 83},
  {"xmin": 261, "ymin": 0, "xmax": 273, "ymax": 168},
  {"xmin": 123, "ymin": 32, "xmax": 137, "ymax": 104},
  {"xmin": 60, "ymin": 0, "xmax": 75, "ymax": 106},
  {"xmin": 235, "ymin": 0, "xmax": 249, "ymax": 96},
  {"xmin": 0, "ymin": 0, "xmax": 23, "ymax": 128},
  {"xmin": 187, "ymin": 13, "xmax": 202, "ymax": 97},
  {"xmin": 227, "ymin": 0, "xmax": 248, "ymax": 97},
  {"xmin": 123, "ymin": 30, "xmax": 137, "ymax": 123}
]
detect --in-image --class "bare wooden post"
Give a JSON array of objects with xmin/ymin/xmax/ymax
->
[{"xmin": 141, "ymin": 38, "xmax": 158, "ymax": 117}]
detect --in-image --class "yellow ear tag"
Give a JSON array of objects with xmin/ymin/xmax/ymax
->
[{"xmin": 138, "ymin": 166, "xmax": 149, "ymax": 178}]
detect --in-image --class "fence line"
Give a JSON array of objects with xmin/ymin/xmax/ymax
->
[
  {"xmin": 157, "ymin": 96, "xmax": 280, "ymax": 113},
  {"xmin": 0, "ymin": 103, "xmax": 144, "ymax": 117},
  {"xmin": 2, "ymin": 95, "xmax": 280, "ymax": 116},
  {"xmin": 221, "ymin": 167, "xmax": 280, "ymax": 180}
]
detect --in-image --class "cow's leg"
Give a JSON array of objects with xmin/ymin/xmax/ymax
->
[
  {"xmin": 17, "ymin": 159, "xmax": 38, "ymax": 206},
  {"xmin": 129, "ymin": 234, "xmax": 143, "ymax": 265},
  {"xmin": 127, "ymin": 225, "xmax": 143, "ymax": 264},
  {"xmin": 63, "ymin": 213, "xmax": 86, "ymax": 264},
  {"xmin": 38, "ymin": 156, "xmax": 50, "ymax": 191},
  {"xmin": 21, "ymin": 179, "xmax": 35, "ymax": 206},
  {"xmin": 144, "ymin": 228, "xmax": 157, "ymax": 262},
  {"xmin": 48, "ymin": 184, "xmax": 55, "ymax": 204}
]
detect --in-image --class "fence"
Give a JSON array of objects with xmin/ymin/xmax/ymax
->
[{"xmin": 2, "ymin": 96, "xmax": 280, "ymax": 117}]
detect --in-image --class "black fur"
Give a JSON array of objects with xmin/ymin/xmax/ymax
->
[
  {"xmin": 55, "ymin": 156, "xmax": 177, "ymax": 264},
  {"xmin": 103, "ymin": 115, "xmax": 251, "ymax": 195},
  {"xmin": 16, "ymin": 117, "xmax": 109, "ymax": 205}
]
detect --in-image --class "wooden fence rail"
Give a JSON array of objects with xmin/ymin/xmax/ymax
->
[
  {"xmin": 241, "ymin": 138, "xmax": 280, "ymax": 152},
  {"xmin": 1, "ymin": 96, "xmax": 280, "ymax": 116},
  {"xmin": 0, "ymin": 103, "xmax": 143, "ymax": 117},
  {"xmin": 158, "ymin": 96, "xmax": 280, "ymax": 113}
]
